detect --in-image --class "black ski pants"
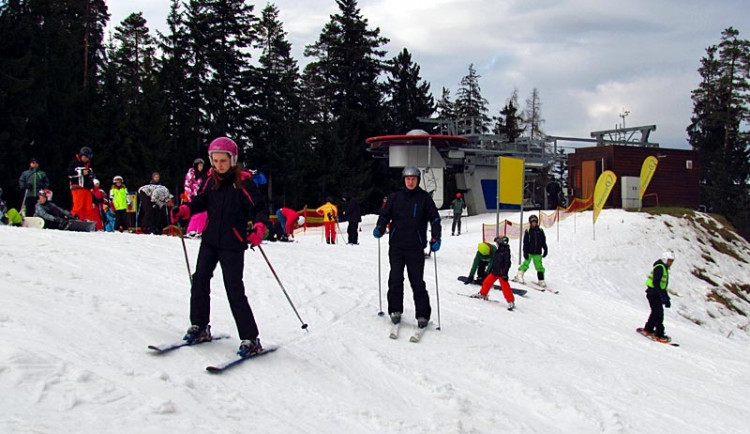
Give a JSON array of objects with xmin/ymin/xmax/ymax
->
[
  {"xmin": 387, "ymin": 246, "xmax": 431, "ymax": 320},
  {"xmin": 114, "ymin": 209, "xmax": 128, "ymax": 232},
  {"xmin": 451, "ymin": 213, "xmax": 462, "ymax": 234},
  {"xmin": 24, "ymin": 196, "xmax": 39, "ymax": 217},
  {"xmin": 138, "ymin": 192, "xmax": 158, "ymax": 234},
  {"xmin": 347, "ymin": 222, "xmax": 359, "ymax": 244},
  {"xmin": 644, "ymin": 290, "xmax": 665, "ymax": 337},
  {"xmin": 190, "ymin": 243, "xmax": 259, "ymax": 340}
]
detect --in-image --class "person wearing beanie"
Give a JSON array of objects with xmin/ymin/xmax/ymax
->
[
  {"xmin": 450, "ymin": 192, "xmax": 466, "ymax": 236},
  {"xmin": 18, "ymin": 157, "xmax": 50, "ymax": 217}
]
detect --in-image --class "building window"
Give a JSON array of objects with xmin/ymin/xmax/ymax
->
[{"xmin": 686, "ymin": 160, "xmax": 693, "ymax": 169}]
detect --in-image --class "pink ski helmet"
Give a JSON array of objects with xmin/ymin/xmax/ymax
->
[{"xmin": 208, "ymin": 137, "xmax": 238, "ymax": 167}]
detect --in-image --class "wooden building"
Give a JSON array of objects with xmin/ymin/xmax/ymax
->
[{"xmin": 567, "ymin": 145, "xmax": 700, "ymax": 209}]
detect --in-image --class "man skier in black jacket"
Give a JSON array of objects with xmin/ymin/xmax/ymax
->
[{"xmin": 373, "ymin": 166, "xmax": 442, "ymax": 329}]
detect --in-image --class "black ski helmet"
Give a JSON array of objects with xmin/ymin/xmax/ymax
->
[
  {"xmin": 402, "ymin": 166, "xmax": 421, "ymax": 180},
  {"xmin": 494, "ymin": 235, "xmax": 509, "ymax": 245},
  {"xmin": 529, "ymin": 215, "xmax": 539, "ymax": 224},
  {"xmin": 80, "ymin": 146, "xmax": 93, "ymax": 158}
]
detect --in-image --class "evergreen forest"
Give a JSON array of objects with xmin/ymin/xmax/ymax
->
[{"xmin": 1, "ymin": 1, "xmax": 748, "ymax": 238}]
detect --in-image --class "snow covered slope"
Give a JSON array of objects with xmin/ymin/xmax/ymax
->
[{"xmin": 1, "ymin": 209, "xmax": 749, "ymax": 433}]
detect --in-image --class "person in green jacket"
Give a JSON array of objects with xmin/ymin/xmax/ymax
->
[
  {"xmin": 464, "ymin": 241, "xmax": 496, "ymax": 284},
  {"xmin": 18, "ymin": 157, "xmax": 50, "ymax": 217},
  {"xmin": 450, "ymin": 192, "xmax": 466, "ymax": 236},
  {"xmin": 643, "ymin": 251, "xmax": 675, "ymax": 342}
]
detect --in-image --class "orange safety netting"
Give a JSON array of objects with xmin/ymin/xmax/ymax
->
[{"xmin": 482, "ymin": 195, "xmax": 593, "ymax": 241}]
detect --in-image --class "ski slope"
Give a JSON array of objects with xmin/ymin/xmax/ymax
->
[{"xmin": 1, "ymin": 209, "xmax": 749, "ymax": 433}]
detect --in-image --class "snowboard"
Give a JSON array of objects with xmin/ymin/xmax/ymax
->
[
  {"xmin": 22, "ymin": 216, "xmax": 45, "ymax": 229},
  {"xmin": 457, "ymin": 276, "xmax": 527, "ymax": 296},
  {"xmin": 64, "ymin": 220, "xmax": 96, "ymax": 232},
  {"xmin": 636, "ymin": 328, "xmax": 679, "ymax": 347}
]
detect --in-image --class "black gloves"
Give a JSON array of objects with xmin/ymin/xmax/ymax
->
[
  {"xmin": 542, "ymin": 248, "xmax": 548, "ymax": 258},
  {"xmin": 664, "ymin": 298, "xmax": 671, "ymax": 308},
  {"xmin": 523, "ymin": 252, "xmax": 529, "ymax": 260}
]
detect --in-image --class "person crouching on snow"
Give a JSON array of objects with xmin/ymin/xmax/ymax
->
[
  {"xmin": 471, "ymin": 236, "xmax": 515, "ymax": 310},
  {"xmin": 465, "ymin": 241, "xmax": 496, "ymax": 284}
]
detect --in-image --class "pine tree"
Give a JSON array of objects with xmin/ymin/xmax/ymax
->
[
  {"xmin": 248, "ymin": 3, "xmax": 304, "ymax": 207},
  {"xmin": 0, "ymin": 0, "xmax": 36, "ymax": 208},
  {"xmin": 523, "ymin": 87, "xmax": 545, "ymax": 139},
  {"xmin": 384, "ymin": 48, "xmax": 435, "ymax": 134},
  {"xmin": 301, "ymin": 0, "xmax": 389, "ymax": 207},
  {"xmin": 0, "ymin": 0, "xmax": 109, "ymax": 208},
  {"xmin": 157, "ymin": 0, "xmax": 202, "ymax": 173},
  {"xmin": 688, "ymin": 27, "xmax": 750, "ymax": 238},
  {"xmin": 434, "ymin": 87, "xmax": 455, "ymax": 134},
  {"xmin": 184, "ymin": 0, "xmax": 257, "ymax": 148},
  {"xmin": 454, "ymin": 64, "xmax": 490, "ymax": 135},
  {"xmin": 100, "ymin": 12, "xmax": 170, "ymax": 187},
  {"xmin": 493, "ymin": 89, "xmax": 524, "ymax": 142}
]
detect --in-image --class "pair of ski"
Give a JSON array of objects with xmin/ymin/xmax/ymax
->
[
  {"xmin": 389, "ymin": 322, "xmax": 427, "ymax": 343},
  {"xmin": 147, "ymin": 334, "xmax": 277, "ymax": 373},
  {"xmin": 456, "ymin": 292, "xmax": 516, "ymax": 311},
  {"xmin": 512, "ymin": 278, "xmax": 559, "ymax": 294},
  {"xmin": 456, "ymin": 276, "xmax": 528, "ymax": 296}
]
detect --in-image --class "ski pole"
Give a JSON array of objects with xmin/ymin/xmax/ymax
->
[
  {"xmin": 335, "ymin": 219, "xmax": 345, "ymax": 245},
  {"xmin": 175, "ymin": 219, "xmax": 192, "ymax": 284},
  {"xmin": 377, "ymin": 237, "xmax": 384, "ymax": 316},
  {"xmin": 20, "ymin": 188, "xmax": 28, "ymax": 216},
  {"xmin": 257, "ymin": 245, "xmax": 309, "ymax": 331},
  {"xmin": 433, "ymin": 251, "xmax": 441, "ymax": 331}
]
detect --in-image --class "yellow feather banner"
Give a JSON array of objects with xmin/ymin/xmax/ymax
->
[
  {"xmin": 639, "ymin": 156, "xmax": 659, "ymax": 199},
  {"xmin": 593, "ymin": 170, "xmax": 617, "ymax": 224}
]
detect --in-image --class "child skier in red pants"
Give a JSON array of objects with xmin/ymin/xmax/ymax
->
[{"xmin": 472, "ymin": 236, "xmax": 515, "ymax": 310}]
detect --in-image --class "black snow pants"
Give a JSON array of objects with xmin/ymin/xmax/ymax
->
[
  {"xmin": 644, "ymin": 290, "xmax": 665, "ymax": 338},
  {"xmin": 387, "ymin": 246, "xmax": 431, "ymax": 320},
  {"xmin": 190, "ymin": 243, "xmax": 259, "ymax": 340}
]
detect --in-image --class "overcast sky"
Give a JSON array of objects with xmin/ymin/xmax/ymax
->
[{"xmin": 107, "ymin": 0, "xmax": 748, "ymax": 150}]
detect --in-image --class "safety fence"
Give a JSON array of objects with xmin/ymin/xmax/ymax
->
[{"xmin": 482, "ymin": 195, "xmax": 593, "ymax": 242}]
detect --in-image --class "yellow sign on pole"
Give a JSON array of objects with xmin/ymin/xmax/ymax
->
[
  {"xmin": 593, "ymin": 170, "xmax": 617, "ymax": 224},
  {"xmin": 639, "ymin": 156, "xmax": 658, "ymax": 199},
  {"xmin": 498, "ymin": 156, "xmax": 524, "ymax": 207}
]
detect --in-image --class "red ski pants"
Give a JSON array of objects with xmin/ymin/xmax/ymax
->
[
  {"xmin": 480, "ymin": 273, "xmax": 515, "ymax": 303},
  {"xmin": 323, "ymin": 221, "xmax": 336, "ymax": 243}
]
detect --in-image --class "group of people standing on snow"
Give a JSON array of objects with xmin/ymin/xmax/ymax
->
[
  {"xmin": 4, "ymin": 136, "xmax": 677, "ymax": 356},
  {"xmin": 460, "ymin": 208, "xmax": 675, "ymax": 342}
]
